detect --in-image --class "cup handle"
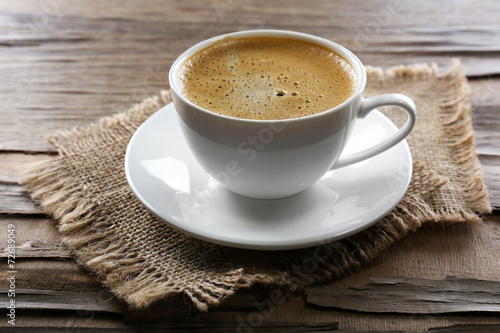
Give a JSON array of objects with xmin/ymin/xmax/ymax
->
[{"xmin": 332, "ymin": 94, "xmax": 417, "ymax": 169}]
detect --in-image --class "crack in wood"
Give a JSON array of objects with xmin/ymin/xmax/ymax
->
[{"xmin": 306, "ymin": 276, "xmax": 500, "ymax": 314}]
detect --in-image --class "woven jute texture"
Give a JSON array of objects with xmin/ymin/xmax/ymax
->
[{"xmin": 21, "ymin": 60, "xmax": 491, "ymax": 311}]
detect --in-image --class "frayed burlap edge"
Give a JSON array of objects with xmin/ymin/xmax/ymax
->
[
  {"xmin": 236, "ymin": 162, "xmax": 448, "ymax": 290},
  {"xmin": 19, "ymin": 91, "xmax": 243, "ymax": 310},
  {"xmin": 435, "ymin": 60, "xmax": 492, "ymax": 217},
  {"xmin": 366, "ymin": 60, "xmax": 492, "ymax": 221}
]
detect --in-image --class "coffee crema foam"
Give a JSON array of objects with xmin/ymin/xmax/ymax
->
[{"xmin": 177, "ymin": 37, "xmax": 358, "ymax": 120}]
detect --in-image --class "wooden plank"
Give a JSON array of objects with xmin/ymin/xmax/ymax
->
[
  {"xmin": 0, "ymin": 153, "xmax": 52, "ymax": 178},
  {"xmin": 480, "ymin": 155, "xmax": 500, "ymax": 210},
  {"xmin": 0, "ymin": 217, "xmax": 61, "ymax": 248},
  {"xmin": 0, "ymin": 311, "xmax": 126, "ymax": 329},
  {"xmin": 306, "ymin": 276, "xmax": 500, "ymax": 314},
  {"xmin": 343, "ymin": 218, "xmax": 500, "ymax": 283},
  {"xmin": 0, "ymin": 326, "xmax": 341, "ymax": 333},
  {"xmin": 0, "ymin": 214, "xmax": 497, "ymax": 331},
  {"xmin": 0, "ymin": 259, "xmax": 103, "ymax": 294},
  {"xmin": 1, "ymin": 0, "xmax": 499, "ymax": 53},
  {"xmin": 0, "ymin": 153, "xmax": 50, "ymax": 213},
  {"xmin": 125, "ymin": 306, "xmax": 340, "ymax": 332},
  {"xmin": 312, "ymin": 218, "xmax": 500, "ymax": 332},
  {"xmin": 358, "ymin": 52, "xmax": 500, "ymax": 78},
  {"xmin": 0, "ymin": 324, "xmax": 499, "ymax": 333},
  {"xmin": 473, "ymin": 106, "xmax": 500, "ymax": 157},
  {"xmin": 0, "ymin": 288, "xmax": 125, "ymax": 313},
  {"xmin": 469, "ymin": 78, "xmax": 500, "ymax": 209},
  {"xmin": 426, "ymin": 325, "xmax": 500, "ymax": 333},
  {"xmin": 470, "ymin": 79, "xmax": 500, "ymax": 157},
  {"xmin": 0, "ymin": 183, "xmax": 43, "ymax": 214},
  {"xmin": 0, "ymin": 241, "xmax": 72, "ymax": 259},
  {"xmin": 125, "ymin": 292, "xmax": 500, "ymax": 332},
  {"xmin": 1, "ymin": 0, "xmax": 500, "ymax": 152},
  {"xmin": 0, "ymin": 329, "xmax": 129, "ymax": 333}
]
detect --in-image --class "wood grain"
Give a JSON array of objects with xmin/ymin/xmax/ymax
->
[
  {"xmin": 0, "ymin": 183, "xmax": 43, "ymax": 214},
  {"xmin": 0, "ymin": 217, "xmax": 497, "ymax": 331},
  {"xmin": 427, "ymin": 325, "xmax": 500, "ymax": 333},
  {"xmin": 0, "ymin": 289, "xmax": 124, "ymax": 313},
  {"xmin": 0, "ymin": 217, "xmax": 60, "ymax": 248},
  {"xmin": 0, "ymin": 259, "xmax": 104, "ymax": 294},
  {"xmin": 480, "ymin": 155, "xmax": 500, "ymax": 209},
  {"xmin": 1, "ymin": 0, "xmax": 499, "ymax": 331},
  {"xmin": 0, "ymin": 241, "xmax": 72, "ymax": 259},
  {"xmin": 1, "ymin": 0, "xmax": 500, "ymax": 153},
  {"xmin": 0, "ymin": 153, "xmax": 49, "ymax": 213},
  {"xmin": 306, "ymin": 276, "xmax": 500, "ymax": 314}
]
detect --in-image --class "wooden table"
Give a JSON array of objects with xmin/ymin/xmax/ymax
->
[{"xmin": 1, "ymin": 1, "xmax": 499, "ymax": 331}]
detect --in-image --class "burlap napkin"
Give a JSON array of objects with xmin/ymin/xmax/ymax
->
[{"xmin": 21, "ymin": 60, "xmax": 491, "ymax": 311}]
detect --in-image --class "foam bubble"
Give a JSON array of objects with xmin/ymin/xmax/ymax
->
[{"xmin": 177, "ymin": 37, "xmax": 358, "ymax": 120}]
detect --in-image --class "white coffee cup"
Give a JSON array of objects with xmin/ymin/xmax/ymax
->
[{"xmin": 169, "ymin": 30, "xmax": 416, "ymax": 199}]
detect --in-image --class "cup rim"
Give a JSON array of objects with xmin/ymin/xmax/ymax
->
[{"xmin": 169, "ymin": 29, "xmax": 366, "ymax": 123}]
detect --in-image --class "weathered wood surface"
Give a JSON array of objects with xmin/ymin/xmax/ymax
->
[
  {"xmin": 0, "ymin": 154, "xmax": 49, "ymax": 214},
  {"xmin": 0, "ymin": 288, "xmax": 123, "ymax": 313},
  {"xmin": 1, "ymin": 0, "xmax": 500, "ymax": 153},
  {"xmin": 1, "ymin": 217, "xmax": 499, "ymax": 331},
  {"xmin": 306, "ymin": 276, "xmax": 500, "ymax": 314},
  {"xmin": 0, "ymin": 241, "xmax": 72, "ymax": 259},
  {"xmin": 0, "ymin": 183, "xmax": 43, "ymax": 214},
  {"xmin": 426, "ymin": 325, "xmax": 500, "ymax": 333},
  {"xmin": 1, "ymin": 0, "xmax": 500, "ymax": 331}
]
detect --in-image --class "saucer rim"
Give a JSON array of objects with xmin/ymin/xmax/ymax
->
[{"xmin": 125, "ymin": 103, "xmax": 412, "ymax": 250}]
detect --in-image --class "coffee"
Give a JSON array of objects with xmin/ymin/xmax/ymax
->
[{"xmin": 177, "ymin": 37, "xmax": 358, "ymax": 120}]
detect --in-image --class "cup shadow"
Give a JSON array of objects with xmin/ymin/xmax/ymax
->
[{"xmin": 221, "ymin": 183, "xmax": 339, "ymax": 226}]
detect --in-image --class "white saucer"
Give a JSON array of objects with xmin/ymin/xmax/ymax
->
[{"xmin": 125, "ymin": 103, "xmax": 412, "ymax": 250}]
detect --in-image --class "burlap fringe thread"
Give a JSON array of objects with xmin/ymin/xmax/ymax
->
[
  {"xmin": 21, "ymin": 62, "xmax": 491, "ymax": 311},
  {"xmin": 366, "ymin": 60, "xmax": 491, "ymax": 220}
]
